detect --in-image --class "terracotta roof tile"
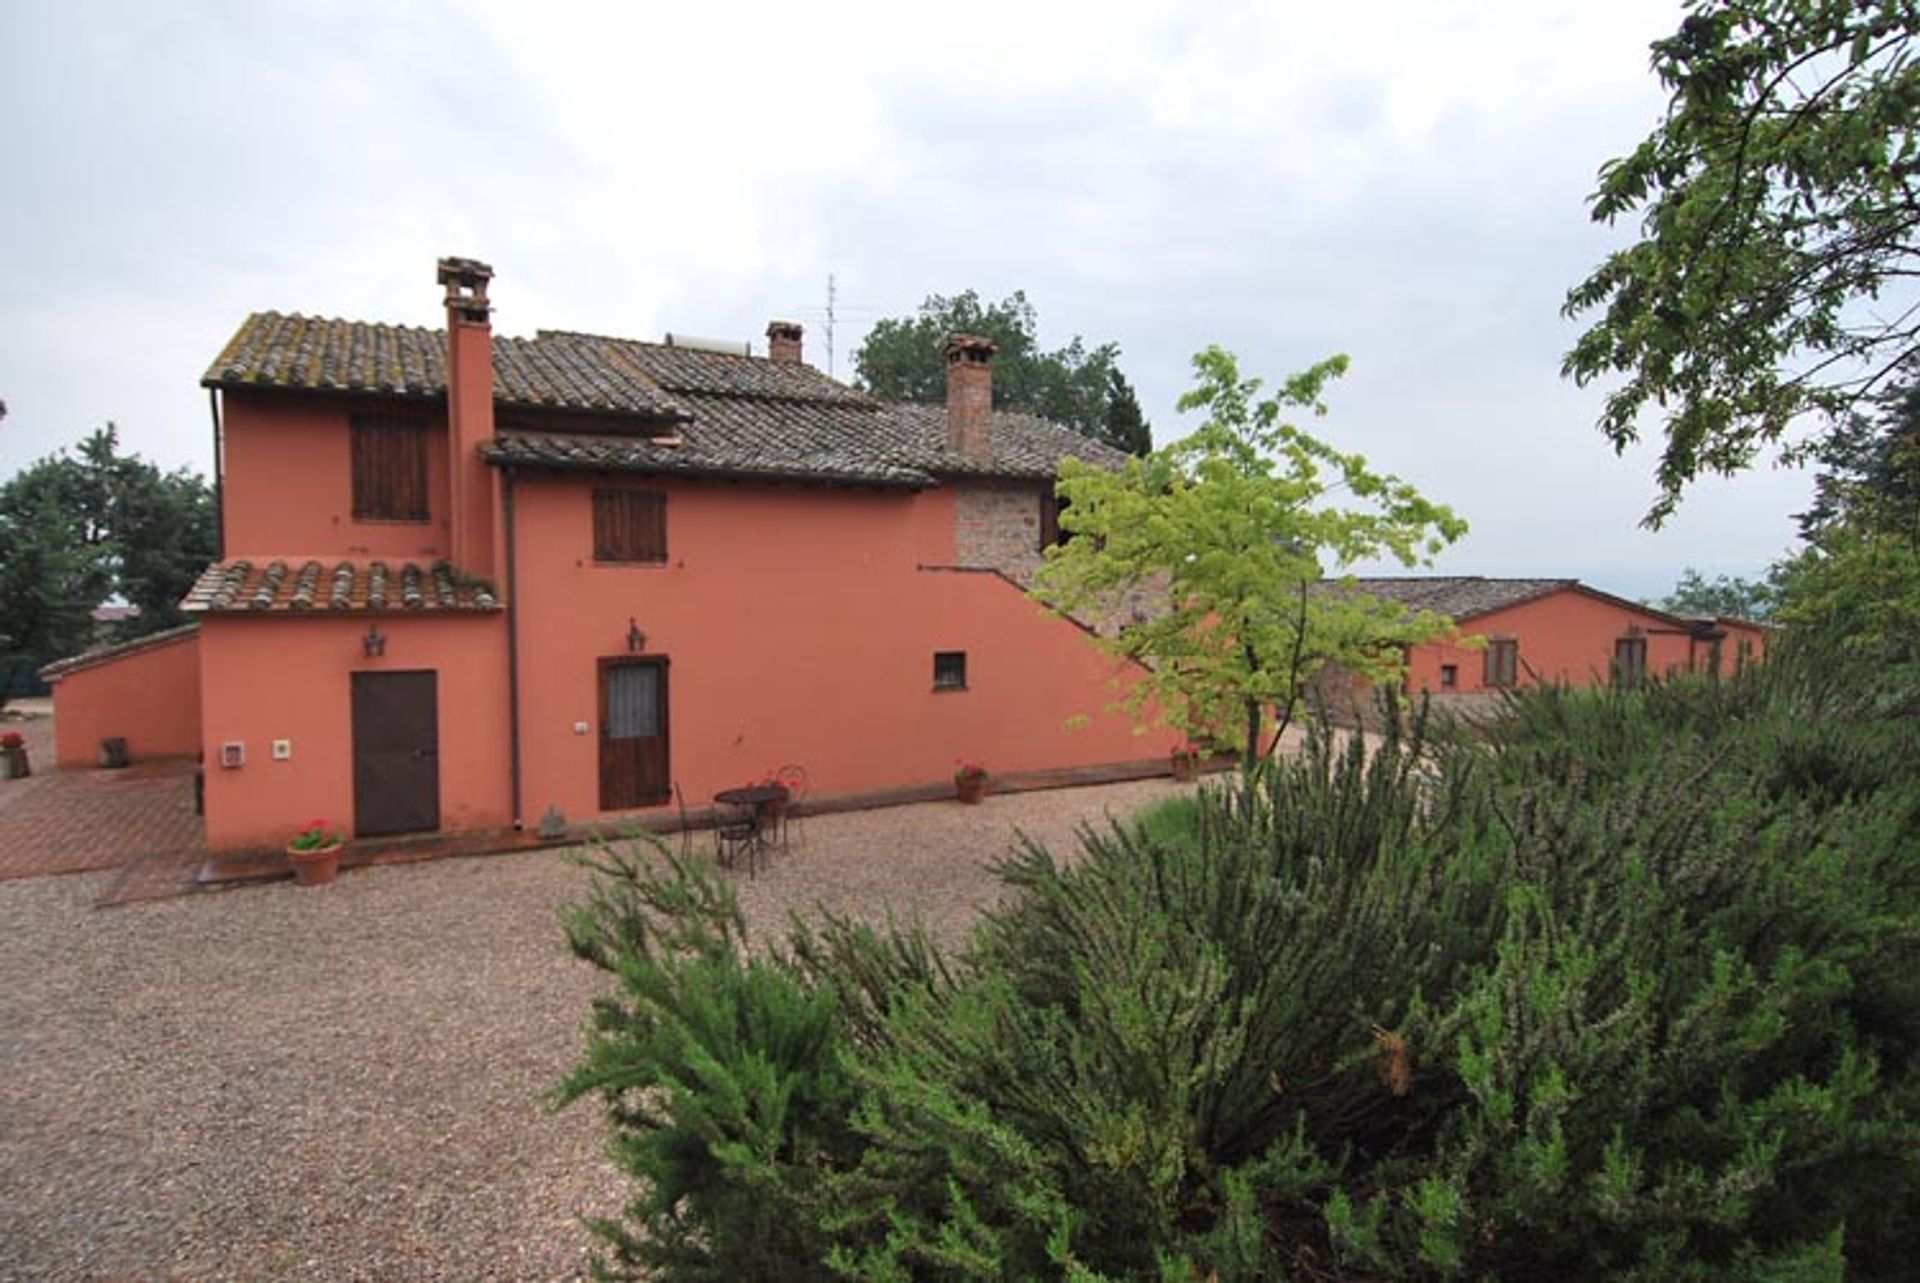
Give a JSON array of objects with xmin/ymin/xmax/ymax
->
[
  {"xmin": 203, "ymin": 313, "xmax": 690, "ymax": 420},
  {"xmin": 180, "ymin": 559, "xmax": 500, "ymax": 615},
  {"xmin": 206, "ymin": 314, "xmax": 1126, "ymax": 485},
  {"xmin": 1329, "ymin": 577, "xmax": 1577, "ymax": 620},
  {"xmin": 38, "ymin": 623, "xmax": 199, "ymax": 682}
]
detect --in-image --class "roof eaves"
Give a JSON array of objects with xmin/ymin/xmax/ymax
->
[{"xmin": 38, "ymin": 622, "xmax": 200, "ymax": 682}]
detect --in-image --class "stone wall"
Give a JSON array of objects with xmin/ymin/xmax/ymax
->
[{"xmin": 953, "ymin": 482, "xmax": 1047, "ymax": 584}]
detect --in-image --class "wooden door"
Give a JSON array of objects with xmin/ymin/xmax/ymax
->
[
  {"xmin": 351, "ymin": 671, "xmax": 441, "ymax": 837},
  {"xmin": 600, "ymin": 658, "xmax": 669, "ymax": 810}
]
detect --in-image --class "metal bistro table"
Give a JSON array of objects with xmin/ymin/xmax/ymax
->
[{"xmin": 712, "ymin": 783, "xmax": 790, "ymax": 869}]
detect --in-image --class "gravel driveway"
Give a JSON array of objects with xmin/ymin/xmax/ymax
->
[{"xmin": 0, "ymin": 777, "xmax": 1187, "ymax": 1282}]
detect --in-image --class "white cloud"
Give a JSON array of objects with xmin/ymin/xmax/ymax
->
[{"xmin": 0, "ymin": 0, "xmax": 1806, "ymax": 593}]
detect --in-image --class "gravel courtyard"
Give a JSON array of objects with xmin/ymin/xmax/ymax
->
[{"xmin": 0, "ymin": 776, "xmax": 1187, "ymax": 1282}]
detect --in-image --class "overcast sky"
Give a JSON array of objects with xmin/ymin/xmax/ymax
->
[{"xmin": 0, "ymin": 0, "xmax": 1815, "ymax": 600}]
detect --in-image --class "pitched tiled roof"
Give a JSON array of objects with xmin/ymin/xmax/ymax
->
[
  {"xmin": 205, "ymin": 313, "xmax": 1125, "ymax": 486},
  {"xmin": 180, "ymin": 559, "xmax": 500, "ymax": 615},
  {"xmin": 39, "ymin": 623, "xmax": 199, "ymax": 682},
  {"xmin": 204, "ymin": 314, "xmax": 690, "ymax": 420},
  {"xmin": 1331, "ymin": 576, "xmax": 1701, "ymax": 629},
  {"xmin": 877, "ymin": 404, "xmax": 1129, "ymax": 479},
  {"xmin": 1328, "ymin": 577, "xmax": 1578, "ymax": 621}
]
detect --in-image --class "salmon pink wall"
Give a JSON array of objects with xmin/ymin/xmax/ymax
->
[
  {"xmin": 48, "ymin": 631, "xmax": 202, "ymax": 767},
  {"xmin": 221, "ymin": 392, "xmax": 450, "ymax": 560},
  {"xmin": 1406, "ymin": 589, "xmax": 1699, "ymax": 694},
  {"xmin": 508, "ymin": 473, "xmax": 1169, "ymax": 823},
  {"xmin": 197, "ymin": 614, "xmax": 510, "ymax": 850}
]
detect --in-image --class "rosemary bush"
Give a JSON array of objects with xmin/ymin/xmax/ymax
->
[{"xmin": 559, "ymin": 640, "xmax": 1920, "ymax": 1280}]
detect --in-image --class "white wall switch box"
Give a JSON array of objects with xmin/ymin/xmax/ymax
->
[
  {"xmin": 572, "ymin": 721, "xmax": 590, "ymax": 735},
  {"xmin": 271, "ymin": 739, "xmax": 292, "ymax": 761},
  {"xmin": 219, "ymin": 741, "xmax": 245, "ymax": 768}
]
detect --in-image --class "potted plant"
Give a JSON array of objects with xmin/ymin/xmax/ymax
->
[
  {"xmin": 1170, "ymin": 742, "xmax": 1202, "ymax": 783},
  {"xmin": 953, "ymin": 760, "xmax": 988, "ymax": 804},
  {"xmin": 1, "ymin": 730, "xmax": 28, "ymax": 780},
  {"xmin": 285, "ymin": 818, "xmax": 345, "ymax": 887}
]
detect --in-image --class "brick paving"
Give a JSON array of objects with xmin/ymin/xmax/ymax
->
[{"xmin": 0, "ymin": 712, "xmax": 203, "ymax": 886}]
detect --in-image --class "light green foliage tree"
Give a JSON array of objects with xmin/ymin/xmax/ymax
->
[
  {"xmin": 1772, "ymin": 523, "xmax": 1920, "ymax": 656},
  {"xmin": 1658, "ymin": 567, "xmax": 1775, "ymax": 619},
  {"xmin": 1564, "ymin": 0, "xmax": 1920, "ymax": 524},
  {"xmin": 1031, "ymin": 347, "xmax": 1468, "ymax": 768},
  {"xmin": 854, "ymin": 289, "xmax": 1153, "ymax": 454}
]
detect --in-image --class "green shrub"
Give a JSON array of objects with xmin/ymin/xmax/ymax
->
[{"xmin": 560, "ymin": 644, "xmax": 1920, "ymax": 1280}]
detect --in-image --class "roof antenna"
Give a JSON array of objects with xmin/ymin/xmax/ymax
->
[{"xmin": 825, "ymin": 272, "xmax": 837, "ymax": 379}]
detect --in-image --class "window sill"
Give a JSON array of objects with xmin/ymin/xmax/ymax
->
[{"xmin": 932, "ymin": 684, "xmax": 969, "ymax": 694}]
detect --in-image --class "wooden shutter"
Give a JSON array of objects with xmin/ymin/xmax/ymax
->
[
  {"xmin": 1484, "ymin": 639, "xmax": 1518, "ymax": 688},
  {"xmin": 593, "ymin": 490, "xmax": 667, "ymax": 563},
  {"xmin": 351, "ymin": 418, "xmax": 428, "ymax": 521},
  {"xmin": 1038, "ymin": 491, "xmax": 1059, "ymax": 551}
]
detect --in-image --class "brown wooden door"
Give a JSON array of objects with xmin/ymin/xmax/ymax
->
[
  {"xmin": 351, "ymin": 671, "xmax": 440, "ymax": 837},
  {"xmin": 600, "ymin": 658, "xmax": 669, "ymax": 810}
]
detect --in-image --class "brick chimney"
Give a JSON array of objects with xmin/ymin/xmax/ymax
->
[
  {"xmin": 944, "ymin": 333, "xmax": 997, "ymax": 462},
  {"xmin": 438, "ymin": 256, "xmax": 498, "ymax": 579},
  {"xmin": 766, "ymin": 320, "xmax": 803, "ymax": 364}
]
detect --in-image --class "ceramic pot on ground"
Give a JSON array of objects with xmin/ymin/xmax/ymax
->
[
  {"xmin": 956, "ymin": 775, "xmax": 987, "ymax": 805},
  {"xmin": 287, "ymin": 844, "xmax": 343, "ymax": 887},
  {"xmin": 1171, "ymin": 754, "xmax": 1197, "ymax": 783}
]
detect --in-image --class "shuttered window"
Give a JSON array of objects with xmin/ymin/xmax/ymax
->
[
  {"xmin": 1614, "ymin": 636, "xmax": 1648, "ymax": 689},
  {"xmin": 350, "ymin": 417, "xmax": 429, "ymax": 522},
  {"xmin": 593, "ymin": 490, "xmax": 667, "ymax": 563},
  {"xmin": 1484, "ymin": 639, "xmax": 1519, "ymax": 688},
  {"xmin": 1039, "ymin": 491, "xmax": 1070, "ymax": 551}
]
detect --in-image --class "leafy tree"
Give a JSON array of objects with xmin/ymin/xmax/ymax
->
[
  {"xmin": 1798, "ymin": 377, "xmax": 1920, "ymax": 542},
  {"xmin": 0, "ymin": 425, "xmax": 216, "ymax": 686},
  {"xmin": 1773, "ymin": 521, "xmax": 1920, "ymax": 657},
  {"xmin": 1658, "ymin": 566, "xmax": 1774, "ymax": 618},
  {"xmin": 1103, "ymin": 367, "xmax": 1152, "ymax": 456},
  {"xmin": 1031, "ymin": 347, "xmax": 1468, "ymax": 768},
  {"xmin": 1564, "ymin": 0, "xmax": 1920, "ymax": 525},
  {"xmin": 1768, "ymin": 374, "xmax": 1920, "ymax": 655},
  {"xmin": 854, "ymin": 289, "xmax": 1153, "ymax": 453}
]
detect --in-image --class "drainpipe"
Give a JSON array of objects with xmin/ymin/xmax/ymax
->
[
  {"xmin": 504, "ymin": 465, "xmax": 524, "ymax": 830},
  {"xmin": 207, "ymin": 388, "xmax": 225, "ymax": 559}
]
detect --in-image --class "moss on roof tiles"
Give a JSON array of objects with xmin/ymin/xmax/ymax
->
[{"xmin": 206, "ymin": 312, "xmax": 1127, "ymax": 484}]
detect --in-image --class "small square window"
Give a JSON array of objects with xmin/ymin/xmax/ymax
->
[
  {"xmin": 1439, "ymin": 663, "xmax": 1458, "ymax": 689},
  {"xmin": 933, "ymin": 651, "xmax": 967, "ymax": 691}
]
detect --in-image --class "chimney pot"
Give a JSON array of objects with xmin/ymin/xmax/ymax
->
[
  {"xmin": 437, "ymin": 256, "xmax": 494, "ymax": 325},
  {"xmin": 944, "ymin": 333, "xmax": 997, "ymax": 462},
  {"xmin": 766, "ymin": 320, "xmax": 803, "ymax": 364}
]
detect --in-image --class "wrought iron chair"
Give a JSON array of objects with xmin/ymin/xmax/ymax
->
[
  {"xmin": 712, "ymin": 800, "xmax": 761, "ymax": 879},
  {"xmin": 772, "ymin": 763, "xmax": 809, "ymax": 851}
]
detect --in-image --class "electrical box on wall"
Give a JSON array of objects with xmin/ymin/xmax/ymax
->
[
  {"xmin": 219, "ymin": 741, "xmax": 245, "ymax": 768},
  {"xmin": 271, "ymin": 739, "xmax": 292, "ymax": 761}
]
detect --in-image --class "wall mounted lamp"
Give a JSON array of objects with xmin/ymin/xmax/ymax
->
[
  {"xmin": 363, "ymin": 624, "xmax": 387, "ymax": 658},
  {"xmin": 626, "ymin": 617, "xmax": 647, "ymax": 653}
]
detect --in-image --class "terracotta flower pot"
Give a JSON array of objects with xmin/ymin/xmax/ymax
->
[
  {"xmin": 3, "ymin": 745, "xmax": 29, "ymax": 780},
  {"xmin": 955, "ymin": 775, "xmax": 987, "ymax": 805},
  {"xmin": 287, "ymin": 843, "xmax": 343, "ymax": 887},
  {"xmin": 1171, "ymin": 754, "xmax": 1197, "ymax": 783}
]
